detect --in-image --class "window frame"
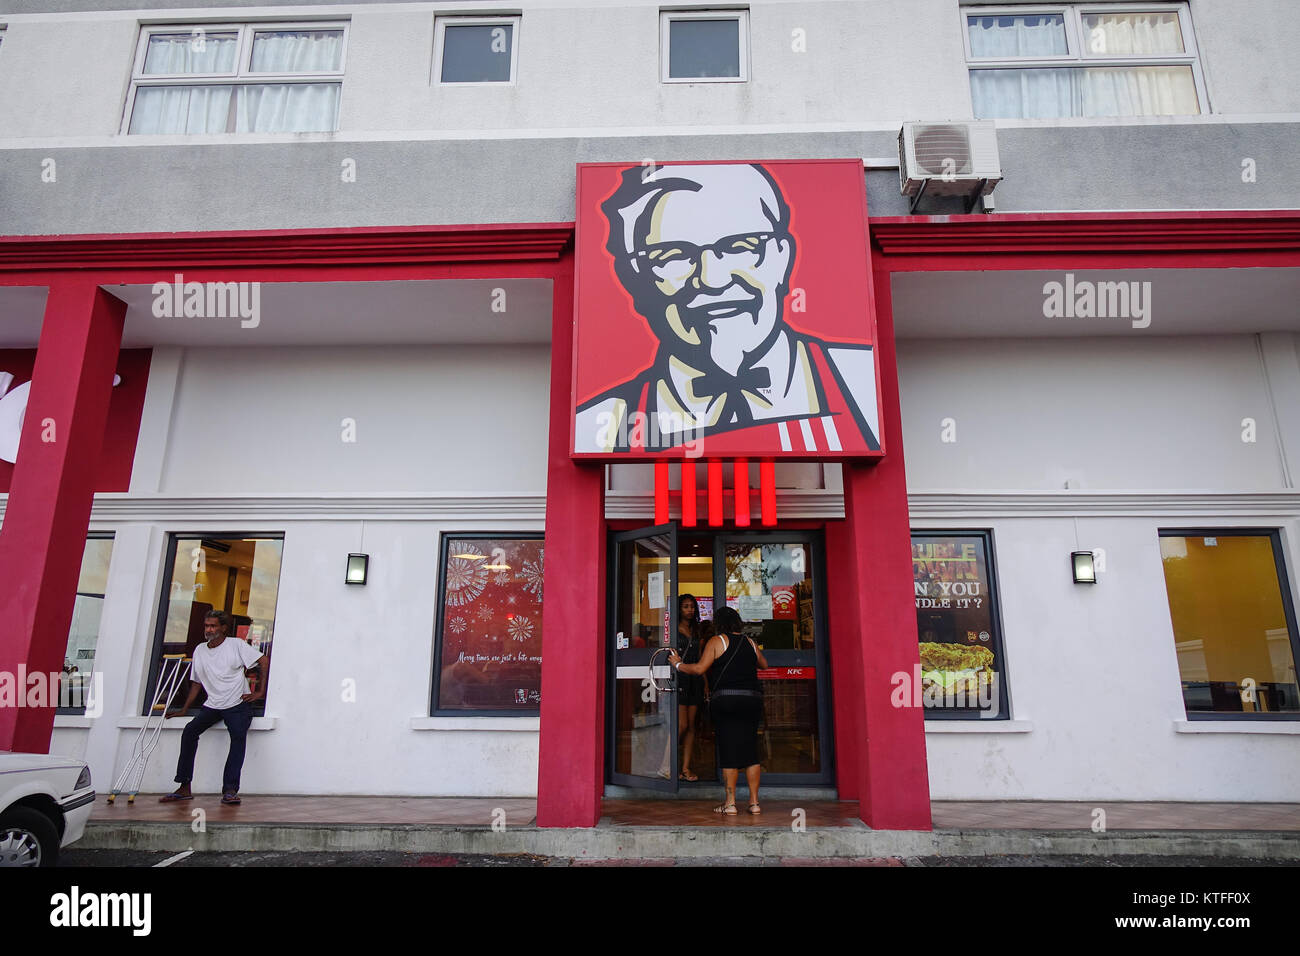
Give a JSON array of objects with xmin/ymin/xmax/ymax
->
[
  {"xmin": 659, "ymin": 8, "xmax": 750, "ymax": 84},
  {"xmin": 56, "ymin": 531, "xmax": 115, "ymax": 716},
  {"xmin": 910, "ymin": 528, "xmax": 1012, "ymax": 721},
  {"xmin": 432, "ymin": 14, "xmax": 522, "ymax": 87},
  {"xmin": 143, "ymin": 531, "xmax": 286, "ymax": 717},
  {"xmin": 430, "ymin": 531, "xmax": 545, "ymax": 717},
  {"xmin": 122, "ymin": 20, "xmax": 349, "ymax": 135},
  {"xmin": 961, "ymin": 2, "xmax": 1209, "ymax": 117},
  {"xmin": 1158, "ymin": 527, "xmax": 1300, "ymax": 722}
]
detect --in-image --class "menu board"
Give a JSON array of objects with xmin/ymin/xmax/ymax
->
[{"xmin": 912, "ymin": 535, "xmax": 998, "ymax": 710}]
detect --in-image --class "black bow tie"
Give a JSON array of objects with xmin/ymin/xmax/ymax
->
[{"xmin": 693, "ymin": 366, "xmax": 772, "ymax": 399}]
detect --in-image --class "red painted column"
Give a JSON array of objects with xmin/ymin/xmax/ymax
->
[
  {"xmin": 840, "ymin": 264, "xmax": 930, "ymax": 829},
  {"xmin": 0, "ymin": 283, "xmax": 126, "ymax": 753},
  {"xmin": 537, "ymin": 249, "xmax": 607, "ymax": 827},
  {"xmin": 825, "ymin": 517, "xmax": 862, "ymax": 802}
]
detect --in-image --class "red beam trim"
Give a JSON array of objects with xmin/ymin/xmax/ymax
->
[
  {"xmin": 682, "ymin": 461, "xmax": 697, "ymax": 528},
  {"xmin": 708, "ymin": 460, "xmax": 723, "ymax": 527},
  {"xmin": 760, "ymin": 460, "xmax": 776, "ymax": 527},
  {"xmin": 871, "ymin": 211, "xmax": 1300, "ymax": 257},
  {"xmin": 654, "ymin": 460, "xmax": 669, "ymax": 525},
  {"xmin": 0, "ymin": 223, "xmax": 575, "ymax": 271},
  {"xmin": 734, "ymin": 457, "xmax": 750, "ymax": 528}
]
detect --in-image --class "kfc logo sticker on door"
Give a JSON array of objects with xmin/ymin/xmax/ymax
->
[{"xmin": 571, "ymin": 160, "xmax": 884, "ymax": 460}]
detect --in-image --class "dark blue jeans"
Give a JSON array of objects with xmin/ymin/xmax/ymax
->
[{"xmin": 174, "ymin": 701, "xmax": 254, "ymax": 793}]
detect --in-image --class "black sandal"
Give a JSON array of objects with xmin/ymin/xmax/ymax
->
[{"xmin": 221, "ymin": 792, "xmax": 242, "ymax": 806}]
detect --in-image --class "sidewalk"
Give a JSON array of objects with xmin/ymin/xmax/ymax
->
[{"xmin": 81, "ymin": 796, "xmax": 1300, "ymax": 862}]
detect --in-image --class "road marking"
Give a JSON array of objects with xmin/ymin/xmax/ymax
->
[{"xmin": 153, "ymin": 849, "xmax": 195, "ymax": 867}]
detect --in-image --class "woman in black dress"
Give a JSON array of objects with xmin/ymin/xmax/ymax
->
[
  {"xmin": 675, "ymin": 594, "xmax": 706, "ymax": 781},
  {"xmin": 669, "ymin": 606, "xmax": 767, "ymax": 814}
]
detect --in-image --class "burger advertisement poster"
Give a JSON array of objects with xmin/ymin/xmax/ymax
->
[{"xmin": 911, "ymin": 535, "xmax": 1000, "ymax": 714}]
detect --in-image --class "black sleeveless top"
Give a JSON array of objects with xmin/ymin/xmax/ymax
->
[{"xmin": 708, "ymin": 633, "xmax": 760, "ymax": 692}]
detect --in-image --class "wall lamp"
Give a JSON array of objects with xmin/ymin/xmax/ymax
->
[
  {"xmin": 1071, "ymin": 551, "xmax": 1097, "ymax": 584},
  {"xmin": 346, "ymin": 553, "xmax": 370, "ymax": 585}
]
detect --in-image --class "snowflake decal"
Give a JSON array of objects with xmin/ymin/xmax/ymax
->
[
  {"xmin": 445, "ymin": 544, "xmax": 489, "ymax": 607},
  {"xmin": 494, "ymin": 570, "xmax": 513, "ymax": 587},
  {"xmin": 508, "ymin": 615, "xmax": 534, "ymax": 642},
  {"xmin": 520, "ymin": 558, "xmax": 544, "ymax": 600},
  {"xmin": 448, "ymin": 616, "xmax": 467, "ymax": 634},
  {"xmin": 476, "ymin": 605, "xmax": 494, "ymax": 622}
]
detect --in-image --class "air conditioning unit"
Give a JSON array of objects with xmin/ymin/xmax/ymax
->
[{"xmin": 899, "ymin": 120, "xmax": 1001, "ymax": 209}]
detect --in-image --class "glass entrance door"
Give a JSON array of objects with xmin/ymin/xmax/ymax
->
[
  {"xmin": 608, "ymin": 524, "xmax": 679, "ymax": 791},
  {"xmin": 716, "ymin": 534, "xmax": 832, "ymax": 784}
]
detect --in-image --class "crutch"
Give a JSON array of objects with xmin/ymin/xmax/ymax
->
[{"xmin": 107, "ymin": 655, "xmax": 192, "ymax": 804}]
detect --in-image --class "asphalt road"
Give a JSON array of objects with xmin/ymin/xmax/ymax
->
[{"xmin": 58, "ymin": 849, "xmax": 1297, "ymax": 867}]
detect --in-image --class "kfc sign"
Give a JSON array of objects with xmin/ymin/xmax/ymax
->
[{"xmin": 571, "ymin": 160, "xmax": 884, "ymax": 460}]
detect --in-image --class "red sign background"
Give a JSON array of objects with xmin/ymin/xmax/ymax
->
[{"xmin": 571, "ymin": 159, "xmax": 882, "ymax": 460}]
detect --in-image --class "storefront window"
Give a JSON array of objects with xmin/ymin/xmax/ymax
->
[
  {"xmin": 1159, "ymin": 531, "xmax": 1300, "ymax": 716},
  {"xmin": 912, "ymin": 532, "xmax": 1007, "ymax": 718},
  {"xmin": 432, "ymin": 535, "xmax": 544, "ymax": 714},
  {"xmin": 145, "ymin": 535, "xmax": 283, "ymax": 716},
  {"xmin": 59, "ymin": 534, "xmax": 114, "ymax": 715}
]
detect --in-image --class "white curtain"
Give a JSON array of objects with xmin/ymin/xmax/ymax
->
[
  {"xmin": 142, "ymin": 33, "xmax": 238, "ymax": 74},
  {"xmin": 235, "ymin": 83, "xmax": 340, "ymax": 133},
  {"xmin": 970, "ymin": 12, "xmax": 1197, "ymax": 118},
  {"xmin": 1083, "ymin": 13, "xmax": 1184, "ymax": 56},
  {"xmin": 968, "ymin": 14, "xmax": 1067, "ymax": 58},
  {"xmin": 129, "ymin": 85, "xmax": 232, "ymax": 133},
  {"xmin": 250, "ymin": 30, "xmax": 343, "ymax": 73},
  {"xmin": 972, "ymin": 65, "xmax": 1198, "ymax": 118},
  {"xmin": 131, "ymin": 29, "xmax": 341, "ymax": 134}
]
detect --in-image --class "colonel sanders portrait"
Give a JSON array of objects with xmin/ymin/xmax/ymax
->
[{"xmin": 574, "ymin": 162, "xmax": 881, "ymax": 455}]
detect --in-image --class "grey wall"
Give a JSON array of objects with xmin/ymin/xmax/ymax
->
[
  {"xmin": 2, "ymin": 122, "xmax": 1298, "ymax": 236},
  {"xmin": 1, "ymin": 0, "xmax": 1297, "ymax": 234}
]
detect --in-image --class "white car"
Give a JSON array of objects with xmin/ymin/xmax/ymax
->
[{"xmin": 0, "ymin": 752, "xmax": 95, "ymax": 867}]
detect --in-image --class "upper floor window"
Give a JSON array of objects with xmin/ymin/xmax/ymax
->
[
  {"xmin": 661, "ymin": 9, "xmax": 749, "ymax": 82},
  {"xmin": 963, "ymin": 4, "xmax": 1204, "ymax": 119},
  {"xmin": 435, "ymin": 15, "xmax": 519, "ymax": 84},
  {"xmin": 126, "ymin": 23, "xmax": 346, "ymax": 134}
]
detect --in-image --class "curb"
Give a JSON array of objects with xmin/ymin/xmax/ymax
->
[{"xmin": 79, "ymin": 822, "xmax": 1300, "ymax": 860}]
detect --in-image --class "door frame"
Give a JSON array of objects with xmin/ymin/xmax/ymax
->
[
  {"xmin": 605, "ymin": 522, "xmax": 679, "ymax": 791},
  {"xmin": 604, "ymin": 524, "xmax": 836, "ymax": 792},
  {"xmin": 713, "ymin": 530, "xmax": 836, "ymax": 787}
]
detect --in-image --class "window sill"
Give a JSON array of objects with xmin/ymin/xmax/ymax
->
[
  {"xmin": 1174, "ymin": 720, "xmax": 1300, "ymax": 734},
  {"xmin": 53, "ymin": 716, "xmax": 96, "ymax": 729},
  {"xmin": 925, "ymin": 719, "xmax": 1033, "ymax": 733},
  {"xmin": 116, "ymin": 716, "xmax": 277, "ymax": 731},
  {"xmin": 411, "ymin": 716, "xmax": 539, "ymax": 732}
]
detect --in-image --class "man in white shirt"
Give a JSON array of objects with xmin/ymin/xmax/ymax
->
[{"xmin": 160, "ymin": 610, "xmax": 269, "ymax": 806}]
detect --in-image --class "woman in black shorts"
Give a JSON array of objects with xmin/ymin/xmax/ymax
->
[
  {"xmin": 669, "ymin": 606, "xmax": 767, "ymax": 814},
  {"xmin": 675, "ymin": 594, "xmax": 706, "ymax": 782}
]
